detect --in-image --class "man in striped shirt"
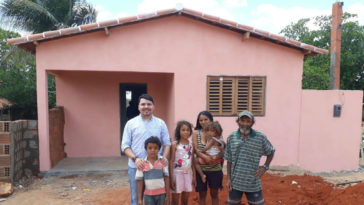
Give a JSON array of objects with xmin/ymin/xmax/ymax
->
[{"xmin": 224, "ymin": 110, "xmax": 275, "ymax": 205}]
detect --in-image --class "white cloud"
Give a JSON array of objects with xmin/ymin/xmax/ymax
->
[
  {"xmin": 223, "ymin": 0, "xmax": 247, "ymax": 8},
  {"xmin": 346, "ymin": 2, "xmax": 364, "ymax": 25},
  {"xmin": 94, "ymin": 5, "xmax": 113, "ymax": 21},
  {"xmin": 91, "ymin": 1, "xmax": 364, "ymax": 37},
  {"xmin": 137, "ymin": 0, "xmax": 235, "ymax": 21},
  {"xmin": 250, "ymin": 4, "xmax": 331, "ymax": 35},
  {"xmin": 115, "ymin": 12, "xmax": 128, "ymax": 19},
  {"xmin": 94, "ymin": 5, "xmax": 127, "ymax": 22}
]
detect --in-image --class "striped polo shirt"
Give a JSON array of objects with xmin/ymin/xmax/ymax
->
[
  {"xmin": 224, "ymin": 129, "xmax": 275, "ymax": 192},
  {"xmin": 135, "ymin": 156, "xmax": 169, "ymax": 196}
]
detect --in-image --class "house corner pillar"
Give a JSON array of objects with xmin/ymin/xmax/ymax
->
[{"xmin": 37, "ymin": 69, "xmax": 51, "ymax": 171}]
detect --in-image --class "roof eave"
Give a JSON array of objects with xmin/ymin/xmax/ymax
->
[{"xmin": 7, "ymin": 8, "xmax": 328, "ymax": 56}]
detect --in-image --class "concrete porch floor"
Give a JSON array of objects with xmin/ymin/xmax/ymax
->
[{"xmin": 44, "ymin": 156, "xmax": 129, "ymax": 177}]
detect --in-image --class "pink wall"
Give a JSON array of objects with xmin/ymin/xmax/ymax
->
[
  {"xmin": 299, "ymin": 90, "xmax": 363, "ymax": 172},
  {"xmin": 35, "ymin": 15, "xmax": 363, "ymax": 172},
  {"xmin": 54, "ymin": 71, "xmax": 173, "ymax": 157},
  {"xmin": 36, "ymin": 16, "xmax": 305, "ymax": 170}
]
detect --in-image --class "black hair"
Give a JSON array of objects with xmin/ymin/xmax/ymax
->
[
  {"xmin": 195, "ymin": 111, "xmax": 214, "ymax": 130},
  {"xmin": 204, "ymin": 121, "xmax": 223, "ymax": 137},
  {"xmin": 138, "ymin": 94, "xmax": 154, "ymax": 104},
  {"xmin": 175, "ymin": 120, "xmax": 193, "ymax": 143},
  {"xmin": 144, "ymin": 136, "xmax": 162, "ymax": 150}
]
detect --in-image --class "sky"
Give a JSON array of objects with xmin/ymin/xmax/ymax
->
[{"xmin": 87, "ymin": 0, "xmax": 364, "ymax": 35}]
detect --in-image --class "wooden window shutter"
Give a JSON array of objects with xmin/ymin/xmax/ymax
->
[
  {"xmin": 207, "ymin": 77, "xmax": 234, "ymax": 115},
  {"xmin": 221, "ymin": 77, "xmax": 234, "ymax": 115},
  {"xmin": 236, "ymin": 77, "xmax": 250, "ymax": 113},
  {"xmin": 207, "ymin": 77, "xmax": 221, "ymax": 114},
  {"xmin": 207, "ymin": 76, "xmax": 265, "ymax": 116},
  {"xmin": 249, "ymin": 77, "xmax": 265, "ymax": 116}
]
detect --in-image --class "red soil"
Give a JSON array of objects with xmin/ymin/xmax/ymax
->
[{"xmin": 91, "ymin": 174, "xmax": 364, "ymax": 205}]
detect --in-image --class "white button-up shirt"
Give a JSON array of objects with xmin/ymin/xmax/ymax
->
[{"xmin": 121, "ymin": 115, "xmax": 171, "ymax": 168}]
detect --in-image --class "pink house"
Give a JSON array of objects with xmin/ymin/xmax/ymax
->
[{"xmin": 8, "ymin": 8, "xmax": 363, "ymax": 172}]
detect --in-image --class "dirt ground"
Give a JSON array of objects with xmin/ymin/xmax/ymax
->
[{"xmin": 2, "ymin": 165, "xmax": 364, "ymax": 205}]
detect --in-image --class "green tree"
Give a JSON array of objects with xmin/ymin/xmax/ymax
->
[
  {"xmin": 280, "ymin": 13, "xmax": 364, "ymax": 91},
  {"xmin": 0, "ymin": 0, "xmax": 97, "ymax": 119},
  {"xmin": 0, "ymin": 0, "xmax": 97, "ymax": 33},
  {"xmin": 0, "ymin": 28, "xmax": 37, "ymax": 119}
]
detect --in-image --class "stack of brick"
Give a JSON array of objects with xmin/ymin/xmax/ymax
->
[
  {"xmin": 0, "ymin": 120, "xmax": 39, "ymax": 183},
  {"xmin": 0, "ymin": 122, "xmax": 11, "ymax": 182},
  {"xmin": 17, "ymin": 120, "xmax": 39, "ymax": 181},
  {"xmin": 0, "ymin": 108, "xmax": 64, "ymax": 184},
  {"xmin": 49, "ymin": 107, "xmax": 66, "ymax": 167}
]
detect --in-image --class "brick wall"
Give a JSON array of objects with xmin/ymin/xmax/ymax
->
[
  {"xmin": 10, "ymin": 120, "xmax": 39, "ymax": 183},
  {"xmin": 0, "ymin": 121, "xmax": 36, "ymax": 182},
  {"xmin": 0, "ymin": 107, "xmax": 65, "ymax": 183},
  {"xmin": 0, "ymin": 120, "xmax": 39, "ymax": 183}
]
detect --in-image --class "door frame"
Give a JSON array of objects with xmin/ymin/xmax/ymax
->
[{"xmin": 119, "ymin": 83, "xmax": 147, "ymax": 155}]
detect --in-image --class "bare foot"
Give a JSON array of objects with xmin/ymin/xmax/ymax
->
[{"xmin": 202, "ymin": 175, "xmax": 207, "ymax": 183}]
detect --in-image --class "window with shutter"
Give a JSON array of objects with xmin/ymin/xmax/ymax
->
[
  {"xmin": 207, "ymin": 76, "xmax": 266, "ymax": 116},
  {"xmin": 207, "ymin": 77, "xmax": 220, "ymax": 113},
  {"xmin": 222, "ymin": 78, "xmax": 234, "ymax": 114},
  {"xmin": 237, "ymin": 77, "xmax": 250, "ymax": 113},
  {"xmin": 250, "ymin": 77, "xmax": 265, "ymax": 115}
]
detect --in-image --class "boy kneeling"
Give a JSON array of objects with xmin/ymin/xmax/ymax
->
[{"xmin": 136, "ymin": 136, "xmax": 170, "ymax": 205}]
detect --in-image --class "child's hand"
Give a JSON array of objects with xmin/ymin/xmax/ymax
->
[
  {"xmin": 170, "ymin": 178, "xmax": 176, "ymax": 191},
  {"xmin": 205, "ymin": 155, "xmax": 215, "ymax": 165},
  {"xmin": 165, "ymin": 195, "xmax": 170, "ymax": 205},
  {"xmin": 192, "ymin": 176, "xmax": 196, "ymax": 187},
  {"xmin": 206, "ymin": 139, "xmax": 215, "ymax": 146},
  {"xmin": 137, "ymin": 199, "xmax": 143, "ymax": 205}
]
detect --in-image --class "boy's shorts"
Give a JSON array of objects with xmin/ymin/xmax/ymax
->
[
  {"xmin": 144, "ymin": 194, "xmax": 166, "ymax": 205},
  {"xmin": 195, "ymin": 170, "xmax": 223, "ymax": 192}
]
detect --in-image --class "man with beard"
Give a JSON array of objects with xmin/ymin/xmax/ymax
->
[
  {"xmin": 224, "ymin": 110, "xmax": 275, "ymax": 205},
  {"xmin": 122, "ymin": 94, "xmax": 171, "ymax": 205}
]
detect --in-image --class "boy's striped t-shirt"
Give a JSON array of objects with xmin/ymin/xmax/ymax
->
[{"xmin": 135, "ymin": 156, "xmax": 169, "ymax": 196}]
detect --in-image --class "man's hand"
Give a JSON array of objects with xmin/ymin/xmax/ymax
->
[
  {"xmin": 135, "ymin": 158, "xmax": 145, "ymax": 170},
  {"xmin": 161, "ymin": 156, "xmax": 168, "ymax": 167},
  {"xmin": 254, "ymin": 166, "xmax": 267, "ymax": 178},
  {"xmin": 226, "ymin": 177, "xmax": 232, "ymax": 192}
]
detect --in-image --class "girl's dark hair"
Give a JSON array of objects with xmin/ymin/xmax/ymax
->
[
  {"xmin": 175, "ymin": 120, "xmax": 192, "ymax": 143},
  {"xmin": 195, "ymin": 111, "xmax": 214, "ymax": 130},
  {"xmin": 144, "ymin": 136, "xmax": 161, "ymax": 150},
  {"xmin": 204, "ymin": 121, "xmax": 223, "ymax": 137}
]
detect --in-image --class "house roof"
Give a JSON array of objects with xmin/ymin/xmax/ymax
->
[
  {"xmin": 7, "ymin": 7, "xmax": 328, "ymax": 56},
  {"xmin": 0, "ymin": 98, "xmax": 12, "ymax": 109}
]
